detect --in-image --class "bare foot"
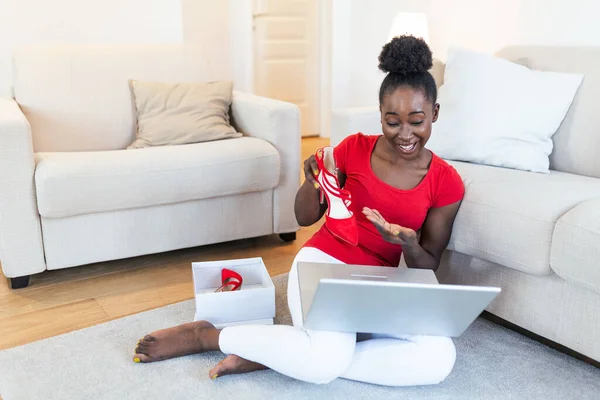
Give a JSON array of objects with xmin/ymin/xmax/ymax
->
[
  {"xmin": 209, "ymin": 355, "xmax": 268, "ymax": 379},
  {"xmin": 133, "ymin": 320, "xmax": 219, "ymax": 363}
]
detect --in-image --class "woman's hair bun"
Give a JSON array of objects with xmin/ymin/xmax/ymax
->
[{"xmin": 378, "ymin": 35, "xmax": 433, "ymax": 75}]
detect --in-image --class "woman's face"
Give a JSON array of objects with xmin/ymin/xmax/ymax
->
[{"xmin": 380, "ymin": 86, "xmax": 439, "ymax": 161}]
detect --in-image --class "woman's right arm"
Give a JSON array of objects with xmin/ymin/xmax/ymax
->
[{"xmin": 294, "ymin": 154, "xmax": 346, "ymax": 226}]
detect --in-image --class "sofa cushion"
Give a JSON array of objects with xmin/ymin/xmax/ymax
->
[
  {"xmin": 128, "ymin": 80, "xmax": 242, "ymax": 149},
  {"xmin": 35, "ymin": 137, "xmax": 280, "ymax": 218},
  {"xmin": 428, "ymin": 47, "xmax": 583, "ymax": 173},
  {"xmin": 447, "ymin": 161, "xmax": 600, "ymax": 275},
  {"xmin": 496, "ymin": 46, "xmax": 600, "ymax": 179},
  {"xmin": 551, "ymin": 199, "xmax": 600, "ymax": 294}
]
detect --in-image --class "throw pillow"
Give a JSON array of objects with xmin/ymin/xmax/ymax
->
[
  {"xmin": 426, "ymin": 47, "xmax": 584, "ymax": 173},
  {"xmin": 127, "ymin": 80, "xmax": 242, "ymax": 149}
]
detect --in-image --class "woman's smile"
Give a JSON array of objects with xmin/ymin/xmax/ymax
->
[{"xmin": 396, "ymin": 141, "xmax": 419, "ymax": 154}]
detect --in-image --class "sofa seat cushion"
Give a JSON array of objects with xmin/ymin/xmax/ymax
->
[
  {"xmin": 35, "ymin": 137, "xmax": 280, "ymax": 218},
  {"xmin": 447, "ymin": 161, "xmax": 600, "ymax": 275},
  {"xmin": 551, "ymin": 198, "xmax": 600, "ymax": 294}
]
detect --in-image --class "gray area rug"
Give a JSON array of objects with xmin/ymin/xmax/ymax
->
[{"xmin": 1, "ymin": 273, "xmax": 599, "ymax": 400}]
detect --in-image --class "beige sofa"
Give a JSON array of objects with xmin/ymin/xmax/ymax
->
[
  {"xmin": 331, "ymin": 46, "xmax": 600, "ymax": 363},
  {"xmin": 0, "ymin": 45, "xmax": 301, "ymax": 289}
]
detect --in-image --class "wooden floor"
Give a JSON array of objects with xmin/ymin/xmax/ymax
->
[{"xmin": 0, "ymin": 137, "xmax": 329, "ymax": 351}]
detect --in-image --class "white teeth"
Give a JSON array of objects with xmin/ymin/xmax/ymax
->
[{"xmin": 399, "ymin": 143, "xmax": 417, "ymax": 151}]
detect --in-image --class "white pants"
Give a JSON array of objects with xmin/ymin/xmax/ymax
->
[{"xmin": 219, "ymin": 247, "xmax": 456, "ymax": 386}]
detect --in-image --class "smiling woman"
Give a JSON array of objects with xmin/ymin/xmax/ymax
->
[{"xmin": 131, "ymin": 35, "xmax": 465, "ymax": 388}]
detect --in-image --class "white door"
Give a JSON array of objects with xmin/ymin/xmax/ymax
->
[{"xmin": 253, "ymin": 0, "xmax": 319, "ymax": 137}]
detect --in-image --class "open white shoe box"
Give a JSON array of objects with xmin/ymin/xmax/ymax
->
[{"xmin": 192, "ymin": 257, "xmax": 275, "ymax": 328}]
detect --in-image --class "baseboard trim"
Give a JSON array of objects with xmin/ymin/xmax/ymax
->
[{"xmin": 481, "ymin": 311, "xmax": 600, "ymax": 369}]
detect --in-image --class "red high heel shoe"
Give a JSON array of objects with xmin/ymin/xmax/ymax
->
[
  {"xmin": 315, "ymin": 147, "xmax": 359, "ymax": 246},
  {"xmin": 214, "ymin": 268, "xmax": 243, "ymax": 292}
]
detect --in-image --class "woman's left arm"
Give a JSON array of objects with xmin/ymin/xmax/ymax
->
[
  {"xmin": 402, "ymin": 200, "xmax": 462, "ymax": 271},
  {"xmin": 363, "ymin": 199, "xmax": 462, "ymax": 271}
]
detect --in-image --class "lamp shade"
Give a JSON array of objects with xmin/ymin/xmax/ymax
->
[{"xmin": 387, "ymin": 12, "xmax": 429, "ymax": 43}]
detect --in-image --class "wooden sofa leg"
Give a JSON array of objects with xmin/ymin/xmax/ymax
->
[
  {"xmin": 9, "ymin": 275, "xmax": 30, "ymax": 289},
  {"xmin": 279, "ymin": 232, "xmax": 297, "ymax": 242}
]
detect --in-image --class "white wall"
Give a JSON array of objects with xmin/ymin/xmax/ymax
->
[
  {"xmin": 336, "ymin": 0, "xmax": 600, "ymax": 108},
  {"xmin": 229, "ymin": 0, "xmax": 255, "ymax": 93},
  {"xmin": 0, "ymin": 0, "xmax": 184, "ymax": 98},
  {"xmin": 0, "ymin": 0, "xmax": 253, "ymax": 97},
  {"xmin": 181, "ymin": 0, "xmax": 253, "ymax": 92}
]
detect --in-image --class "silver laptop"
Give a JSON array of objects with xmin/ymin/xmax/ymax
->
[{"xmin": 297, "ymin": 261, "xmax": 501, "ymax": 337}]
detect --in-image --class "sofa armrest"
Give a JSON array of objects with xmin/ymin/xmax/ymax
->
[
  {"xmin": 230, "ymin": 91, "xmax": 301, "ymax": 234},
  {"xmin": 330, "ymin": 106, "xmax": 381, "ymax": 147},
  {"xmin": 0, "ymin": 98, "xmax": 46, "ymax": 278}
]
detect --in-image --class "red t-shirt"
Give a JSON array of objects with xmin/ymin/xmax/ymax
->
[{"xmin": 303, "ymin": 133, "xmax": 465, "ymax": 267}]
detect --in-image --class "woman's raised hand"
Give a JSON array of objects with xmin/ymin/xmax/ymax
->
[{"xmin": 362, "ymin": 207, "xmax": 418, "ymax": 246}]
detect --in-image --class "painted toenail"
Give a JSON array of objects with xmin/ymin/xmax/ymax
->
[
  {"xmin": 211, "ymin": 374, "xmax": 218, "ymax": 380},
  {"xmin": 133, "ymin": 357, "xmax": 140, "ymax": 363}
]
